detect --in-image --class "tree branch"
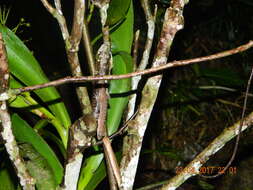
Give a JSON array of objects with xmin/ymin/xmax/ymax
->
[
  {"xmin": 159, "ymin": 110, "xmax": 253, "ymax": 189},
  {"xmin": 0, "ymin": 33, "xmax": 35, "ymax": 190},
  {"xmin": 120, "ymin": 0, "xmax": 187, "ymax": 189},
  {"xmin": 0, "ymin": 40, "xmax": 252, "ymax": 101},
  {"xmin": 40, "ymin": 0, "xmax": 94, "ymax": 189},
  {"xmin": 126, "ymin": 0, "xmax": 157, "ymax": 121},
  {"xmin": 40, "ymin": 0, "xmax": 92, "ymax": 115},
  {"xmin": 93, "ymin": 1, "xmax": 122, "ymax": 188}
]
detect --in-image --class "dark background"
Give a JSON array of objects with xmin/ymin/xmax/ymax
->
[{"xmin": 1, "ymin": 0, "xmax": 253, "ymax": 189}]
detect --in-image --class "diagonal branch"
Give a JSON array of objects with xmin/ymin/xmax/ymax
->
[
  {"xmin": 159, "ymin": 111, "xmax": 253, "ymax": 190},
  {"xmin": 0, "ymin": 40, "xmax": 252, "ymax": 101},
  {"xmin": 120, "ymin": 0, "xmax": 188, "ymax": 189},
  {"xmin": 0, "ymin": 33, "xmax": 35, "ymax": 190}
]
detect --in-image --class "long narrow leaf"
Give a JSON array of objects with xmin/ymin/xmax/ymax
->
[
  {"xmin": 78, "ymin": 154, "xmax": 104, "ymax": 190},
  {"xmin": 109, "ymin": 1, "xmax": 133, "ymax": 54},
  {"xmin": 0, "ymin": 24, "xmax": 71, "ymax": 129},
  {"xmin": 107, "ymin": 1, "xmax": 134, "ymax": 135},
  {"xmin": 107, "ymin": 0, "xmax": 131, "ymax": 26},
  {"xmin": 19, "ymin": 144, "xmax": 56, "ymax": 190},
  {"xmin": 9, "ymin": 77, "xmax": 68, "ymax": 147},
  {"xmin": 11, "ymin": 114, "xmax": 63, "ymax": 185},
  {"xmin": 107, "ymin": 52, "xmax": 133, "ymax": 135},
  {"xmin": 0, "ymin": 169, "xmax": 16, "ymax": 190}
]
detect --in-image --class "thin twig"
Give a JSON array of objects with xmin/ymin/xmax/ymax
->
[
  {"xmin": 40, "ymin": 0, "xmax": 57, "ymax": 16},
  {"xmin": 10, "ymin": 41, "xmax": 251, "ymax": 94},
  {"xmin": 200, "ymin": 65, "xmax": 253, "ymax": 178},
  {"xmin": 126, "ymin": 1, "xmax": 156, "ymax": 120},
  {"xmin": 40, "ymin": 0, "xmax": 70, "ymax": 41},
  {"xmin": 199, "ymin": 85, "xmax": 253, "ymax": 97},
  {"xmin": 120, "ymin": 0, "xmax": 187, "ymax": 189},
  {"xmin": 0, "ymin": 41, "xmax": 252, "ymax": 102},
  {"xmin": 78, "ymin": 110, "xmax": 138, "ymax": 150},
  {"xmin": 138, "ymin": 1, "xmax": 157, "ymax": 70},
  {"xmin": 40, "ymin": 0, "xmax": 92, "ymax": 115},
  {"xmin": 41, "ymin": 0, "xmax": 94, "ymax": 189},
  {"xmin": 159, "ymin": 110, "xmax": 253, "ymax": 189},
  {"xmin": 103, "ymin": 137, "xmax": 121, "ymax": 187},
  {"xmin": 87, "ymin": 2, "xmax": 94, "ymax": 23},
  {"xmin": 83, "ymin": 17, "xmax": 96, "ymax": 75},
  {"xmin": 94, "ymin": 1, "xmax": 122, "ymax": 188},
  {"xmin": 82, "ymin": 0, "xmax": 96, "ymax": 75}
]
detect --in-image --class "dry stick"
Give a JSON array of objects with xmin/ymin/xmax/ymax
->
[
  {"xmin": 136, "ymin": 70, "xmax": 253, "ymax": 189},
  {"xmin": 64, "ymin": 7, "xmax": 98, "ymax": 188},
  {"xmin": 7, "ymin": 40, "xmax": 252, "ymax": 97},
  {"xmin": 104, "ymin": 154, "xmax": 118, "ymax": 190},
  {"xmin": 63, "ymin": 8, "xmax": 98, "ymax": 189},
  {"xmin": 0, "ymin": 33, "xmax": 35, "ymax": 190},
  {"xmin": 126, "ymin": 0, "xmax": 157, "ymax": 120},
  {"xmin": 69, "ymin": 0, "xmax": 92, "ymax": 115},
  {"xmin": 120, "ymin": 0, "xmax": 186, "ymax": 189},
  {"xmin": 40, "ymin": 0, "xmax": 95, "ymax": 189},
  {"xmin": 82, "ymin": 17, "xmax": 96, "ymax": 75},
  {"xmin": 82, "ymin": 0, "xmax": 96, "ymax": 76},
  {"xmin": 199, "ymin": 85, "xmax": 253, "ymax": 97},
  {"xmin": 103, "ymin": 136, "xmax": 121, "ymax": 189},
  {"xmin": 160, "ymin": 111, "xmax": 253, "ymax": 190},
  {"xmin": 94, "ymin": 1, "xmax": 122, "ymax": 188},
  {"xmin": 200, "ymin": 65, "xmax": 253, "ymax": 178},
  {"xmin": 41, "ymin": 0, "xmax": 92, "ymax": 115},
  {"xmin": 95, "ymin": 3, "xmax": 110, "ymax": 140}
]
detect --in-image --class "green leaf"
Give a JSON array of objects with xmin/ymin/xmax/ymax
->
[
  {"xmin": 78, "ymin": 154, "xmax": 104, "ymax": 190},
  {"xmin": 0, "ymin": 24, "xmax": 71, "ymax": 129},
  {"xmin": 110, "ymin": 0, "xmax": 134, "ymax": 54},
  {"xmin": 8, "ymin": 77, "xmax": 68, "ymax": 147},
  {"xmin": 8, "ymin": 76, "xmax": 42, "ymax": 109},
  {"xmin": 107, "ymin": 0, "xmax": 131, "ymax": 26},
  {"xmin": 107, "ymin": 0, "xmax": 134, "ymax": 135},
  {"xmin": 84, "ymin": 160, "xmax": 106, "ymax": 190},
  {"xmin": 11, "ymin": 114, "xmax": 63, "ymax": 185},
  {"xmin": 107, "ymin": 52, "xmax": 133, "ymax": 135},
  {"xmin": 0, "ymin": 169, "xmax": 16, "ymax": 190},
  {"xmin": 84, "ymin": 152, "xmax": 121, "ymax": 190},
  {"xmin": 19, "ymin": 144, "xmax": 56, "ymax": 190}
]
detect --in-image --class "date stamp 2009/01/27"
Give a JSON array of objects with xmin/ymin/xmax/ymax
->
[{"xmin": 175, "ymin": 166, "xmax": 237, "ymax": 175}]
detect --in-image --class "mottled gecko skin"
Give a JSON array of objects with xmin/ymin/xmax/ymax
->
[
  {"xmin": 67, "ymin": 114, "xmax": 96, "ymax": 161},
  {"xmin": 97, "ymin": 87, "xmax": 109, "ymax": 140}
]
